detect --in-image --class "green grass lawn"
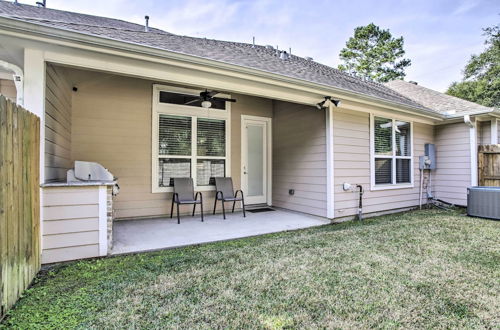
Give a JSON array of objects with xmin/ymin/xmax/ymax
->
[{"xmin": 1, "ymin": 209, "xmax": 499, "ymax": 329}]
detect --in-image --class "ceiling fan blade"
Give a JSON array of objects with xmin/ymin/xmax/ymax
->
[
  {"xmin": 213, "ymin": 97, "xmax": 236, "ymax": 103},
  {"xmin": 184, "ymin": 98, "xmax": 200, "ymax": 105}
]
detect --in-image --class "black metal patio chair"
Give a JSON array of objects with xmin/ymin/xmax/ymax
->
[
  {"xmin": 170, "ymin": 178, "xmax": 204, "ymax": 224},
  {"xmin": 213, "ymin": 177, "xmax": 246, "ymax": 219}
]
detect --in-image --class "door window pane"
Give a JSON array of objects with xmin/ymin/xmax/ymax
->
[{"xmin": 247, "ymin": 125, "xmax": 264, "ymax": 196}]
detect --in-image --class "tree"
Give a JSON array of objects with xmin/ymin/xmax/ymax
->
[
  {"xmin": 338, "ymin": 23, "xmax": 411, "ymax": 82},
  {"xmin": 446, "ymin": 24, "xmax": 500, "ymax": 107}
]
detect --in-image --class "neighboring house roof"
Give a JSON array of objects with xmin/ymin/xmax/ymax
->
[
  {"xmin": 0, "ymin": 1, "xmax": 439, "ymax": 115},
  {"xmin": 385, "ymin": 80, "xmax": 497, "ymax": 117}
]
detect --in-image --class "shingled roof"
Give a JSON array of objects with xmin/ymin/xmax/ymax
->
[
  {"xmin": 0, "ymin": 1, "xmax": 439, "ymax": 115},
  {"xmin": 384, "ymin": 80, "xmax": 496, "ymax": 117}
]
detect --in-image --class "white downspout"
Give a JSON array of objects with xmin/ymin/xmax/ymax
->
[
  {"xmin": 0, "ymin": 60, "xmax": 24, "ymax": 105},
  {"xmin": 326, "ymin": 103, "xmax": 335, "ymax": 219},
  {"xmin": 464, "ymin": 115, "xmax": 478, "ymax": 186}
]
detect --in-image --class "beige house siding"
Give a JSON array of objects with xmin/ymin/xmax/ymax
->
[
  {"xmin": 45, "ymin": 64, "xmax": 73, "ymax": 181},
  {"xmin": 272, "ymin": 101, "xmax": 327, "ymax": 217},
  {"xmin": 70, "ymin": 71, "xmax": 272, "ymax": 219},
  {"xmin": 333, "ymin": 109, "xmax": 434, "ymax": 218},
  {"xmin": 0, "ymin": 78, "xmax": 16, "ymax": 101},
  {"xmin": 42, "ymin": 187, "xmax": 100, "ymax": 264},
  {"xmin": 434, "ymin": 122, "xmax": 470, "ymax": 206},
  {"xmin": 478, "ymin": 121, "xmax": 491, "ymax": 145},
  {"xmin": 497, "ymin": 120, "xmax": 500, "ymax": 143}
]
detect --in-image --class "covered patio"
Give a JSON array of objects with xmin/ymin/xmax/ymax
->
[
  {"xmin": 112, "ymin": 208, "xmax": 330, "ymax": 254},
  {"xmin": 38, "ymin": 62, "xmax": 330, "ymax": 264}
]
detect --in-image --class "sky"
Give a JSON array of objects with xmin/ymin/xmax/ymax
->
[{"xmin": 18, "ymin": 0, "xmax": 500, "ymax": 91}]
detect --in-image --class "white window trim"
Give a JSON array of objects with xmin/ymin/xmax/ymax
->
[
  {"xmin": 370, "ymin": 114, "xmax": 414, "ymax": 191},
  {"xmin": 151, "ymin": 84, "xmax": 231, "ymax": 193}
]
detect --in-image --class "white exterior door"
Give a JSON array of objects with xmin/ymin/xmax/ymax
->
[{"xmin": 241, "ymin": 116, "xmax": 271, "ymax": 205}]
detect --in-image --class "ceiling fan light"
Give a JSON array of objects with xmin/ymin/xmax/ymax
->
[{"xmin": 201, "ymin": 100, "xmax": 212, "ymax": 108}]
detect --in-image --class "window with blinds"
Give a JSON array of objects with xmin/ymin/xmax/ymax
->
[
  {"xmin": 197, "ymin": 119, "xmax": 225, "ymax": 157},
  {"xmin": 196, "ymin": 118, "xmax": 226, "ymax": 186},
  {"xmin": 373, "ymin": 116, "xmax": 412, "ymax": 187},
  {"xmin": 156, "ymin": 114, "xmax": 227, "ymax": 188},
  {"xmin": 159, "ymin": 115, "xmax": 191, "ymax": 156}
]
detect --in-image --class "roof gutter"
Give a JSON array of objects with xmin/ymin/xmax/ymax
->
[{"xmin": 0, "ymin": 16, "xmax": 443, "ymax": 120}]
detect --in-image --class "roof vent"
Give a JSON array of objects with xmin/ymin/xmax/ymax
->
[
  {"xmin": 445, "ymin": 110, "xmax": 457, "ymax": 115},
  {"xmin": 144, "ymin": 15, "xmax": 149, "ymax": 32},
  {"xmin": 265, "ymin": 45, "xmax": 274, "ymax": 50},
  {"xmin": 36, "ymin": 0, "xmax": 46, "ymax": 8},
  {"xmin": 409, "ymin": 80, "xmax": 418, "ymax": 85},
  {"xmin": 279, "ymin": 51, "xmax": 289, "ymax": 60},
  {"xmin": 305, "ymin": 56, "xmax": 313, "ymax": 61}
]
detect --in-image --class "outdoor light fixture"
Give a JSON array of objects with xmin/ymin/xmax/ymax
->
[{"xmin": 316, "ymin": 96, "xmax": 341, "ymax": 110}]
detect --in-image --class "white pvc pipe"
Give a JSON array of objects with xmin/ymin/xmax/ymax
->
[{"xmin": 0, "ymin": 60, "xmax": 24, "ymax": 105}]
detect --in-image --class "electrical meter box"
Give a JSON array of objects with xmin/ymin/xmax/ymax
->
[{"xmin": 419, "ymin": 144, "xmax": 436, "ymax": 170}]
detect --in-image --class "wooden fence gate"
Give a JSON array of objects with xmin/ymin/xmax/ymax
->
[
  {"xmin": 0, "ymin": 95, "xmax": 40, "ymax": 319},
  {"xmin": 478, "ymin": 145, "xmax": 500, "ymax": 187}
]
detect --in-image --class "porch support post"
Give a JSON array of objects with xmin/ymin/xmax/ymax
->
[
  {"xmin": 491, "ymin": 119, "xmax": 498, "ymax": 144},
  {"xmin": 326, "ymin": 104, "xmax": 335, "ymax": 219},
  {"xmin": 24, "ymin": 48, "xmax": 45, "ymax": 180},
  {"xmin": 464, "ymin": 115, "xmax": 478, "ymax": 187},
  {"xmin": 24, "ymin": 48, "xmax": 46, "ymax": 252}
]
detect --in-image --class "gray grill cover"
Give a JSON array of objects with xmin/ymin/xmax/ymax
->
[{"xmin": 72, "ymin": 161, "xmax": 114, "ymax": 181}]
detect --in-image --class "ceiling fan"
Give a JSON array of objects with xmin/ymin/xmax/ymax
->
[{"xmin": 184, "ymin": 89, "xmax": 236, "ymax": 108}]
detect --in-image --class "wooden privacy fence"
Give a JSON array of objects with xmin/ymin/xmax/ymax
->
[
  {"xmin": 0, "ymin": 95, "xmax": 40, "ymax": 319},
  {"xmin": 478, "ymin": 145, "xmax": 500, "ymax": 187}
]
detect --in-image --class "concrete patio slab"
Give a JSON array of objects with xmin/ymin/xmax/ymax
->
[{"xmin": 112, "ymin": 209, "xmax": 330, "ymax": 254}]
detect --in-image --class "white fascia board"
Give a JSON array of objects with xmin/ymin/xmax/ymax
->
[{"xmin": 0, "ymin": 16, "xmax": 444, "ymax": 121}]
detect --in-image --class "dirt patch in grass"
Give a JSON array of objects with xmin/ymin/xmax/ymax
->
[{"xmin": 1, "ymin": 209, "xmax": 499, "ymax": 329}]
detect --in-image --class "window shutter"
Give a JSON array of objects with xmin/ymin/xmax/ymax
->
[
  {"xmin": 159, "ymin": 115, "xmax": 192, "ymax": 156},
  {"xmin": 197, "ymin": 118, "xmax": 226, "ymax": 157},
  {"xmin": 374, "ymin": 117, "xmax": 393, "ymax": 155}
]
